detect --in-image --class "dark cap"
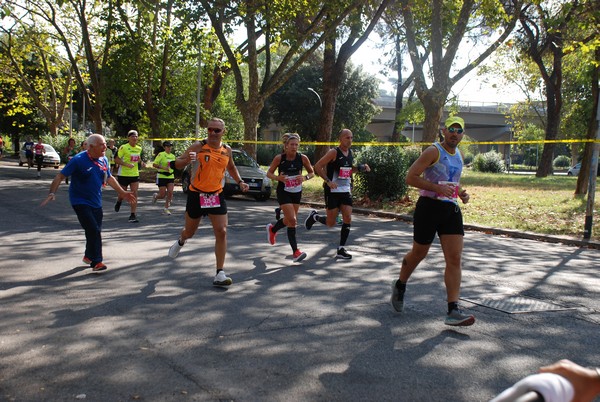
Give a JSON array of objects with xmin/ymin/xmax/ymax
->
[{"xmin": 162, "ymin": 141, "xmax": 173, "ymax": 147}]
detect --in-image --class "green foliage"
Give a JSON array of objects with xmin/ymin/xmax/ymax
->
[
  {"xmin": 352, "ymin": 146, "xmax": 409, "ymax": 201},
  {"xmin": 553, "ymin": 155, "xmax": 571, "ymax": 168},
  {"xmin": 262, "ymin": 62, "xmax": 380, "ymax": 140},
  {"xmin": 472, "ymin": 150, "xmax": 506, "ymax": 173}
]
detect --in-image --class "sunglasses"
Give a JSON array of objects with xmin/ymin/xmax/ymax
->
[
  {"xmin": 207, "ymin": 127, "xmax": 222, "ymax": 134},
  {"xmin": 448, "ymin": 127, "xmax": 464, "ymax": 134}
]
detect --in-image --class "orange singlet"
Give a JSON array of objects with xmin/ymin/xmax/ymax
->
[{"xmin": 189, "ymin": 141, "xmax": 230, "ymax": 194}]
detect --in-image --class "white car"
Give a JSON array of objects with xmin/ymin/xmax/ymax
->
[
  {"xmin": 19, "ymin": 143, "xmax": 61, "ymax": 169},
  {"xmin": 567, "ymin": 162, "xmax": 600, "ymax": 176},
  {"xmin": 567, "ymin": 162, "xmax": 581, "ymax": 176}
]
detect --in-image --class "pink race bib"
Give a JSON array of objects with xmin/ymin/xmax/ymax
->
[
  {"xmin": 338, "ymin": 167, "xmax": 352, "ymax": 179},
  {"xmin": 199, "ymin": 193, "xmax": 221, "ymax": 208}
]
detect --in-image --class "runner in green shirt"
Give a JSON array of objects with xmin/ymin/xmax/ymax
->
[
  {"xmin": 152, "ymin": 141, "xmax": 177, "ymax": 215},
  {"xmin": 114, "ymin": 130, "xmax": 142, "ymax": 223}
]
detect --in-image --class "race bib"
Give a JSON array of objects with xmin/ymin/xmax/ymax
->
[
  {"xmin": 199, "ymin": 193, "xmax": 220, "ymax": 208},
  {"xmin": 437, "ymin": 181, "xmax": 459, "ymax": 202},
  {"xmin": 338, "ymin": 166, "xmax": 352, "ymax": 179},
  {"xmin": 130, "ymin": 154, "xmax": 140, "ymax": 162},
  {"xmin": 285, "ymin": 176, "xmax": 302, "ymax": 189}
]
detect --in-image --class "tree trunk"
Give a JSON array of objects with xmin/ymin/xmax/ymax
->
[
  {"xmin": 391, "ymin": 37, "xmax": 405, "ymax": 143},
  {"xmin": 238, "ymin": 98, "xmax": 264, "ymax": 158},
  {"xmin": 48, "ymin": 122, "xmax": 59, "ymax": 137},
  {"xmin": 419, "ymin": 91, "xmax": 445, "ymax": 145},
  {"xmin": 575, "ymin": 47, "xmax": 600, "ymax": 195},
  {"xmin": 89, "ymin": 101, "xmax": 103, "ymax": 135},
  {"xmin": 535, "ymin": 75, "xmax": 561, "ymax": 178},
  {"xmin": 315, "ymin": 38, "xmax": 342, "ymax": 161}
]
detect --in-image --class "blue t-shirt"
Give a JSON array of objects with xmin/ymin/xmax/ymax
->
[{"xmin": 61, "ymin": 151, "xmax": 111, "ymax": 208}]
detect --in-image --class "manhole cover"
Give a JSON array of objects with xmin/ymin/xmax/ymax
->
[{"xmin": 461, "ymin": 294, "xmax": 576, "ymax": 314}]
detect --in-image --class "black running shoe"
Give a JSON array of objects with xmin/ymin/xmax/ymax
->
[
  {"xmin": 128, "ymin": 213, "xmax": 139, "ymax": 223},
  {"xmin": 114, "ymin": 200, "xmax": 122, "ymax": 212},
  {"xmin": 335, "ymin": 247, "xmax": 352, "ymax": 259},
  {"xmin": 305, "ymin": 210, "xmax": 318, "ymax": 230}
]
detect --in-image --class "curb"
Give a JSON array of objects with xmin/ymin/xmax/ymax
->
[{"xmin": 303, "ymin": 202, "xmax": 600, "ymax": 250}]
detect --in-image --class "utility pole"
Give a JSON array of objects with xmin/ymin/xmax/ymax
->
[{"xmin": 583, "ymin": 83, "xmax": 600, "ymax": 239}]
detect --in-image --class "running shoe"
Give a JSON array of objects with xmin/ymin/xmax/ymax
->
[
  {"xmin": 292, "ymin": 249, "xmax": 307, "ymax": 262},
  {"xmin": 304, "ymin": 210, "xmax": 318, "ymax": 230},
  {"xmin": 82, "ymin": 256, "xmax": 92, "ymax": 265},
  {"xmin": 266, "ymin": 223, "xmax": 277, "ymax": 245},
  {"xmin": 213, "ymin": 270, "xmax": 232, "ymax": 287},
  {"xmin": 391, "ymin": 279, "xmax": 405, "ymax": 312},
  {"xmin": 128, "ymin": 214, "xmax": 139, "ymax": 223},
  {"xmin": 168, "ymin": 239, "xmax": 184, "ymax": 258},
  {"xmin": 335, "ymin": 247, "xmax": 352, "ymax": 260},
  {"xmin": 114, "ymin": 200, "xmax": 122, "ymax": 212},
  {"xmin": 163, "ymin": 207, "xmax": 171, "ymax": 215},
  {"xmin": 92, "ymin": 262, "xmax": 107, "ymax": 272},
  {"xmin": 445, "ymin": 307, "xmax": 475, "ymax": 326},
  {"xmin": 152, "ymin": 193, "xmax": 158, "ymax": 204}
]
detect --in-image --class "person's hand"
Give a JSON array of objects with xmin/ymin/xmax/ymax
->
[
  {"xmin": 123, "ymin": 192, "xmax": 137, "ymax": 205},
  {"xmin": 327, "ymin": 180, "xmax": 338, "ymax": 189},
  {"xmin": 459, "ymin": 188, "xmax": 469, "ymax": 204},
  {"xmin": 239, "ymin": 182, "xmax": 250, "ymax": 192},
  {"xmin": 436, "ymin": 183, "xmax": 456, "ymax": 198},
  {"xmin": 40, "ymin": 193, "xmax": 55, "ymax": 207},
  {"xmin": 540, "ymin": 359, "xmax": 600, "ymax": 402}
]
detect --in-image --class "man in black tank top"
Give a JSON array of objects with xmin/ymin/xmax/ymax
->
[{"xmin": 304, "ymin": 129, "xmax": 370, "ymax": 260}]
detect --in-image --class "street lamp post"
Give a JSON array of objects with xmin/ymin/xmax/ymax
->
[{"xmin": 307, "ymin": 87, "xmax": 322, "ymax": 107}]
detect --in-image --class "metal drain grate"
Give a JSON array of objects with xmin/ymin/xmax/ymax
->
[{"xmin": 461, "ymin": 294, "xmax": 577, "ymax": 314}]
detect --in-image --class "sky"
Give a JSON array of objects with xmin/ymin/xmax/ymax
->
[{"xmin": 350, "ymin": 33, "xmax": 527, "ymax": 105}]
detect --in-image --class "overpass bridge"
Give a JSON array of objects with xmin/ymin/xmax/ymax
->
[{"xmin": 368, "ymin": 95, "xmax": 519, "ymax": 154}]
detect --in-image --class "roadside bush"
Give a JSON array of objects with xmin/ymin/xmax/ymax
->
[
  {"xmin": 353, "ymin": 146, "xmax": 408, "ymax": 201},
  {"xmin": 553, "ymin": 155, "xmax": 571, "ymax": 168},
  {"xmin": 472, "ymin": 150, "xmax": 506, "ymax": 173}
]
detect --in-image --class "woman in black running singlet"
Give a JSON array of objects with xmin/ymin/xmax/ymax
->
[{"xmin": 265, "ymin": 133, "xmax": 315, "ymax": 263}]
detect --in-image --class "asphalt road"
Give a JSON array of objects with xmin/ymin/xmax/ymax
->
[{"xmin": 1, "ymin": 159, "xmax": 599, "ymax": 402}]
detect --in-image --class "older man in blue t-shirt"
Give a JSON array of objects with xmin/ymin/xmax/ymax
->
[{"xmin": 41, "ymin": 134, "xmax": 136, "ymax": 271}]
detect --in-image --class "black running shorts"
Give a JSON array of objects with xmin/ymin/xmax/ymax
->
[
  {"xmin": 413, "ymin": 196, "xmax": 464, "ymax": 245},
  {"xmin": 324, "ymin": 187, "xmax": 353, "ymax": 210},
  {"xmin": 186, "ymin": 191, "xmax": 227, "ymax": 218}
]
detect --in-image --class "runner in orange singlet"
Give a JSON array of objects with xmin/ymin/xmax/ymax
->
[{"xmin": 167, "ymin": 117, "xmax": 249, "ymax": 287}]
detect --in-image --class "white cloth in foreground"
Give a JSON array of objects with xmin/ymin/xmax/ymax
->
[{"xmin": 490, "ymin": 373, "xmax": 574, "ymax": 402}]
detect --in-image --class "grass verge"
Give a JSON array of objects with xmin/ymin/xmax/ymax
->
[{"xmin": 300, "ymin": 170, "xmax": 600, "ymax": 242}]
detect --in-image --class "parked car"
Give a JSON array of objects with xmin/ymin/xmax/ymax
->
[
  {"xmin": 181, "ymin": 149, "xmax": 272, "ymax": 201},
  {"xmin": 19, "ymin": 143, "xmax": 61, "ymax": 169},
  {"xmin": 567, "ymin": 162, "xmax": 600, "ymax": 176},
  {"xmin": 567, "ymin": 162, "xmax": 581, "ymax": 176}
]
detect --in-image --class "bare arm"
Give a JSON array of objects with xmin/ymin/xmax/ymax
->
[
  {"xmin": 107, "ymin": 176, "xmax": 136, "ymax": 203},
  {"xmin": 172, "ymin": 142, "xmax": 202, "ymax": 170},
  {"xmin": 313, "ymin": 149, "xmax": 338, "ymax": 188},
  {"xmin": 540, "ymin": 359, "xmax": 600, "ymax": 402},
  {"xmin": 40, "ymin": 173, "xmax": 66, "ymax": 206},
  {"xmin": 266, "ymin": 154, "xmax": 283, "ymax": 182},
  {"xmin": 225, "ymin": 146, "xmax": 249, "ymax": 192},
  {"xmin": 301, "ymin": 154, "xmax": 315, "ymax": 180}
]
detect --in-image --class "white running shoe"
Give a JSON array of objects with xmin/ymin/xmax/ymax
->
[
  {"xmin": 168, "ymin": 239, "xmax": 184, "ymax": 258},
  {"xmin": 163, "ymin": 207, "xmax": 171, "ymax": 215},
  {"xmin": 152, "ymin": 193, "xmax": 158, "ymax": 204},
  {"xmin": 213, "ymin": 270, "xmax": 232, "ymax": 287}
]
